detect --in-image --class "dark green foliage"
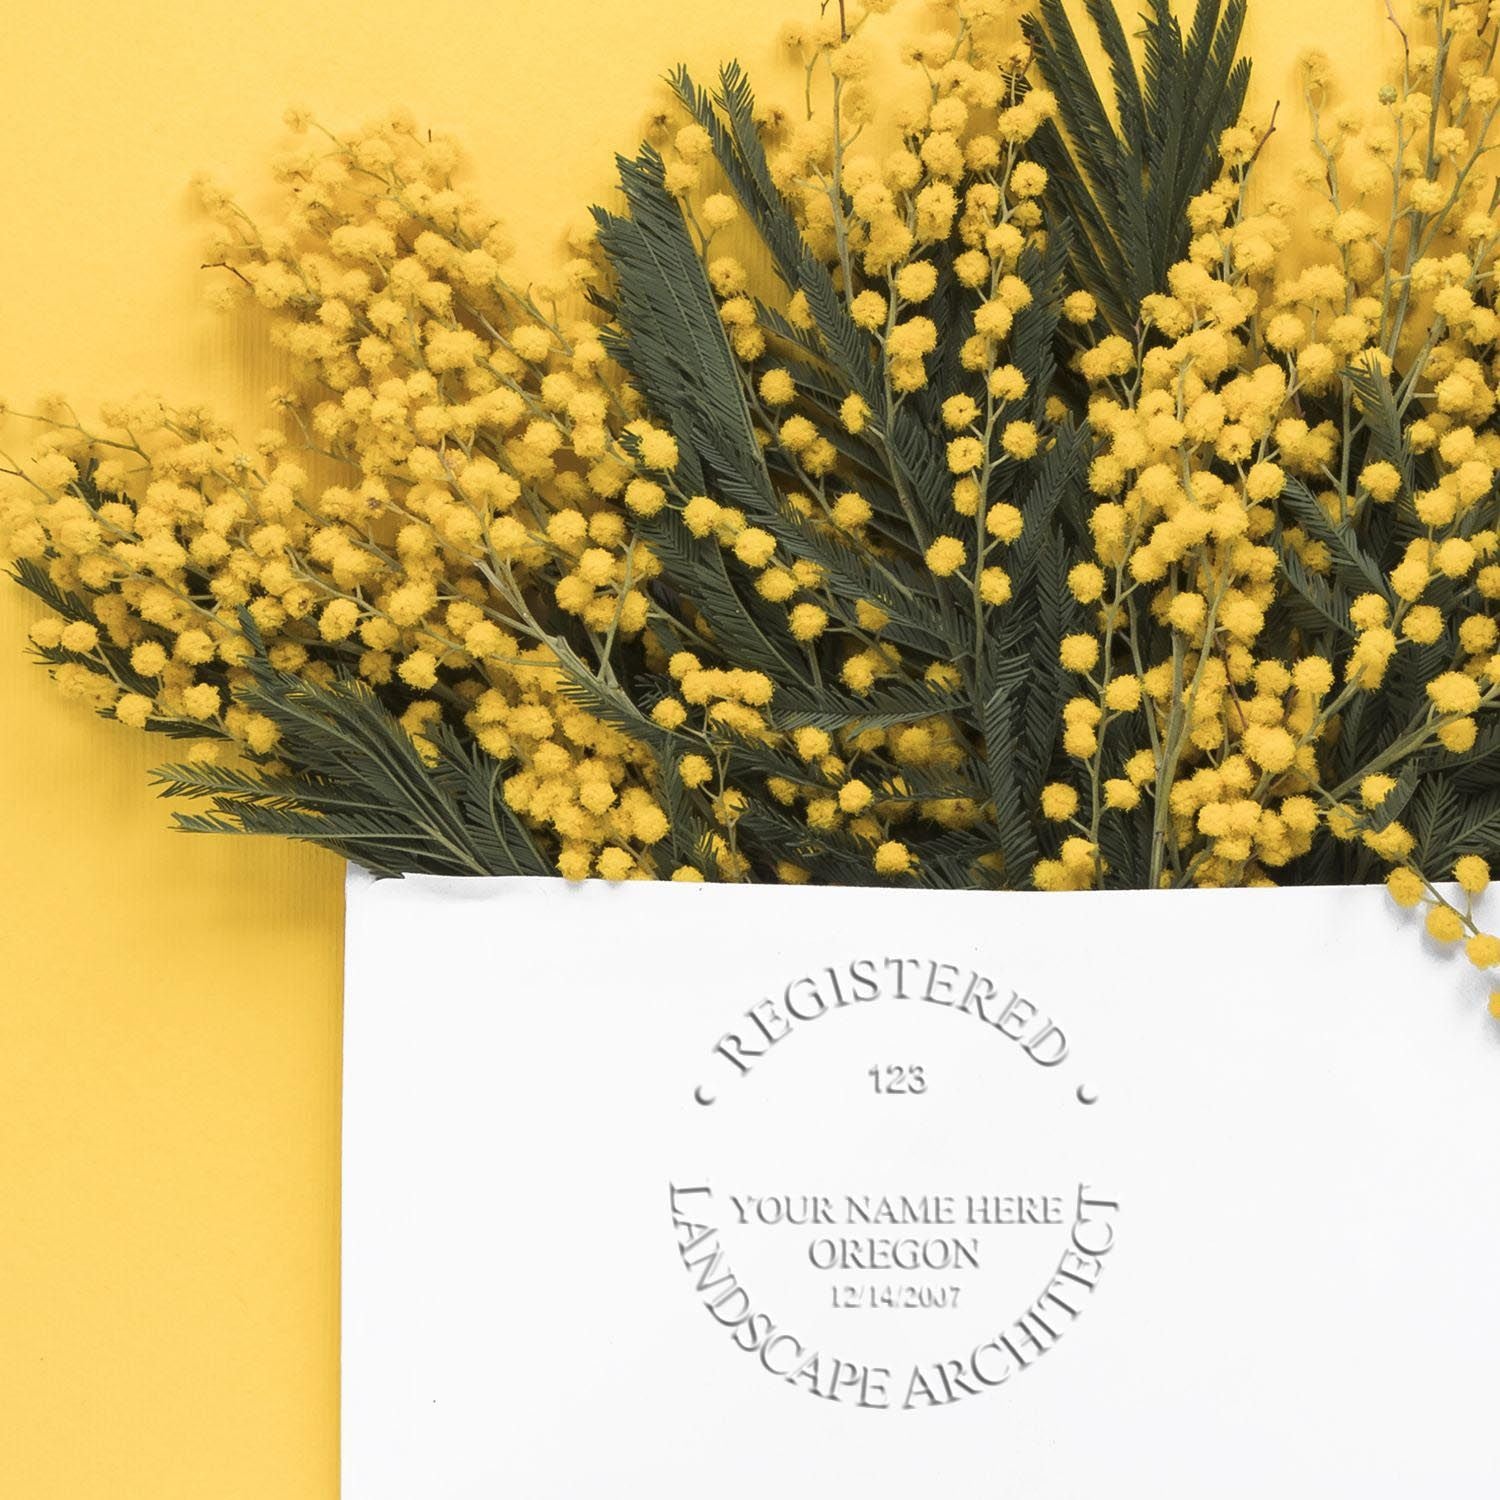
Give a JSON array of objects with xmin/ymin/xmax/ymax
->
[
  {"xmin": 595, "ymin": 63, "xmax": 1108, "ymax": 887},
  {"xmin": 1024, "ymin": 0, "xmax": 1251, "ymax": 335},
  {"xmin": 155, "ymin": 649, "xmax": 554, "ymax": 878},
  {"xmin": 1410, "ymin": 774, "xmax": 1500, "ymax": 877}
]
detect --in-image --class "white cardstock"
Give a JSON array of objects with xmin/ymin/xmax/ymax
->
[{"xmin": 342, "ymin": 872, "xmax": 1500, "ymax": 1496}]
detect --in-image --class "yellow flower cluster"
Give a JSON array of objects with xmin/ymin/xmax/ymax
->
[
  {"xmin": 682, "ymin": 0, "xmax": 1069, "ymax": 867},
  {"xmin": 3, "ymin": 117, "xmax": 685, "ymax": 881},
  {"xmin": 1388, "ymin": 857, "xmax": 1500, "ymax": 1017},
  {"xmin": 1040, "ymin": 0, "xmax": 1500, "ymax": 928},
  {"xmin": 1, "ymin": 0, "xmax": 1497, "ymax": 1019},
  {"xmin": 4, "ymin": 0, "xmax": 1065, "ymax": 886}
]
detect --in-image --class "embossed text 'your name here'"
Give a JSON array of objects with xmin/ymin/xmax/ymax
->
[{"xmin": 705, "ymin": 957, "xmax": 1067, "ymax": 1089}]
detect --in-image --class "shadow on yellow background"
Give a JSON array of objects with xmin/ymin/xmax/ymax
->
[{"xmin": 0, "ymin": 1, "xmax": 1389, "ymax": 1493}]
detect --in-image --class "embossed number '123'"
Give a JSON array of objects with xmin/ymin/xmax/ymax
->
[{"xmin": 868, "ymin": 1065, "xmax": 927, "ymax": 1094}]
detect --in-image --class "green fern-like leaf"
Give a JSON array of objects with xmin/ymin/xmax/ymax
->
[{"xmin": 1024, "ymin": 0, "xmax": 1251, "ymax": 334}]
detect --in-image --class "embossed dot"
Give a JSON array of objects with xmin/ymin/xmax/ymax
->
[{"xmin": 1076, "ymin": 1084, "xmax": 1099, "ymax": 1106}]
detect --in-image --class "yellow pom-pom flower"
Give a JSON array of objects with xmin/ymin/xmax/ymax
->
[
  {"xmin": 1040, "ymin": 783, "xmax": 1079, "ymax": 820},
  {"xmin": 1059, "ymin": 634, "xmax": 1099, "ymax": 673},
  {"xmin": 925, "ymin": 536, "xmax": 968, "ymax": 577},
  {"xmin": 873, "ymin": 840, "xmax": 915, "ymax": 875}
]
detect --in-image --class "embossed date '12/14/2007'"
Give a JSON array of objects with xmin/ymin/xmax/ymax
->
[{"xmin": 832, "ymin": 1285, "xmax": 963, "ymax": 1309}]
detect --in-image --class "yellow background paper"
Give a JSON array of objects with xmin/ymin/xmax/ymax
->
[{"xmin": 0, "ymin": 2, "xmax": 1392, "ymax": 1493}]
